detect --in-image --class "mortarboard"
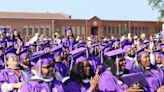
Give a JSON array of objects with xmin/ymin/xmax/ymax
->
[
  {"xmin": 121, "ymin": 72, "xmax": 149, "ymax": 87},
  {"xmin": 69, "ymin": 47, "xmax": 88, "ymax": 71},
  {"xmin": 2, "ymin": 46, "xmax": 17, "ymax": 68},
  {"xmin": 121, "ymin": 40, "xmax": 132, "ymax": 50},
  {"xmin": 136, "ymin": 46, "xmax": 149, "ymax": 56},
  {"xmin": 32, "ymin": 52, "xmax": 54, "ymax": 78},
  {"xmin": 75, "ymin": 56, "xmax": 87, "ymax": 64},
  {"xmin": 65, "ymin": 27, "xmax": 72, "ymax": 35},
  {"xmin": 50, "ymin": 45, "xmax": 63, "ymax": 57},
  {"xmin": 104, "ymin": 48, "xmax": 125, "ymax": 57},
  {"xmin": 0, "ymin": 41, "xmax": 7, "ymax": 48},
  {"xmin": 0, "ymin": 27, "xmax": 7, "ymax": 33},
  {"xmin": 18, "ymin": 48, "xmax": 29, "ymax": 58},
  {"xmin": 160, "ymin": 44, "xmax": 164, "ymax": 48}
]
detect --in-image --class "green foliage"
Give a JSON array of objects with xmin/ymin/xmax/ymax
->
[{"xmin": 148, "ymin": 0, "xmax": 164, "ymax": 19}]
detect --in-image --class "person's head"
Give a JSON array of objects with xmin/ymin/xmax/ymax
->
[
  {"xmin": 13, "ymin": 29, "xmax": 19, "ymax": 37},
  {"xmin": 154, "ymin": 52, "xmax": 162, "ymax": 64},
  {"xmin": 70, "ymin": 57, "xmax": 94, "ymax": 84},
  {"xmin": 126, "ymin": 48, "xmax": 135, "ymax": 58},
  {"xmin": 6, "ymin": 53, "xmax": 20, "ymax": 68},
  {"xmin": 54, "ymin": 52, "xmax": 62, "ymax": 62},
  {"xmin": 117, "ymin": 56, "xmax": 126, "ymax": 71},
  {"xmin": 20, "ymin": 53, "xmax": 30, "ymax": 67},
  {"xmin": 35, "ymin": 57, "xmax": 54, "ymax": 78},
  {"xmin": 137, "ymin": 51, "xmax": 150, "ymax": 70},
  {"xmin": 103, "ymin": 56, "xmax": 116, "ymax": 75}
]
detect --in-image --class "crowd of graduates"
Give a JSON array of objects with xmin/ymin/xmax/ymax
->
[{"xmin": 0, "ymin": 27, "xmax": 164, "ymax": 92}]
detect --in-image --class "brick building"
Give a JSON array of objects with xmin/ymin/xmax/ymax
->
[{"xmin": 0, "ymin": 12, "xmax": 163, "ymax": 38}]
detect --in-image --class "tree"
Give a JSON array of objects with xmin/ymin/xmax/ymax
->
[{"xmin": 148, "ymin": 0, "xmax": 164, "ymax": 19}]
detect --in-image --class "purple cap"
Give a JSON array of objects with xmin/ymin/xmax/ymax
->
[
  {"xmin": 122, "ymin": 40, "xmax": 132, "ymax": 50},
  {"xmin": 51, "ymin": 45, "xmax": 63, "ymax": 56},
  {"xmin": 75, "ymin": 56, "xmax": 87, "ymax": 64},
  {"xmin": 35, "ymin": 57, "xmax": 52, "ymax": 68},
  {"xmin": 104, "ymin": 48, "xmax": 125, "ymax": 57},
  {"xmin": 137, "ymin": 47, "xmax": 148, "ymax": 56},
  {"xmin": 18, "ymin": 48, "xmax": 29, "ymax": 58},
  {"xmin": 160, "ymin": 44, "xmax": 164, "ymax": 48},
  {"xmin": 0, "ymin": 27, "xmax": 7, "ymax": 33},
  {"xmin": 30, "ymin": 51, "xmax": 53, "ymax": 66},
  {"xmin": 0, "ymin": 41, "xmax": 7, "ymax": 48},
  {"xmin": 70, "ymin": 47, "xmax": 86, "ymax": 55},
  {"xmin": 65, "ymin": 28, "xmax": 72, "ymax": 35}
]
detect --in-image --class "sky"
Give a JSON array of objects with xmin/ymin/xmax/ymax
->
[{"xmin": 0, "ymin": 0, "xmax": 160, "ymax": 21}]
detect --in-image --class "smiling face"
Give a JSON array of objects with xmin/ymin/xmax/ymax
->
[
  {"xmin": 83, "ymin": 60, "xmax": 91, "ymax": 77},
  {"xmin": 140, "ymin": 53, "xmax": 151, "ymax": 69},
  {"xmin": 126, "ymin": 48, "xmax": 135, "ymax": 57},
  {"xmin": 155, "ymin": 54, "xmax": 161, "ymax": 64},
  {"xmin": 41, "ymin": 63, "xmax": 54, "ymax": 78},
  {"xmin": 20, "ymin": 56, "xmax": 30, "ymax": 66},
  {"xmin": 7, "ymin": 54, "xmax": 20, "ymax": 68},
  {"xmin": 118, "ymin": 58, "xmax": 126, "ymax": 71}
]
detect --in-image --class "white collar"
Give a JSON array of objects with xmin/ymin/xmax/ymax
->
[
  {"xmin": 82, "ymin": 78, "xmax": 90, "ymax": 83},
  {"xmin": 31, "ymin": 75, "xmax": 54, "ymax": 82},
  {"xmin": 124, "ymin": 56, "xmax": 136, "ymax": 61}
]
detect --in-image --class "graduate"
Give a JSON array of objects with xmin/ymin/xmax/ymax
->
[
  {"xmin": 130, "ymin": 48, "xmax": 164, "ymax": 92},
  {"xmin": 0, "ymin": 48, "xmax": 30, "ymax": 92},
  {"xmin": 99, "ymin": 48, "xmax": 144, "ymax": 92},
  {"xmin": 122, "ymin": 42, "xmax": 138, "ymax": 70},
  {"xmin": 20, "ymin": 53, "xmax": 64, "ymax": 92},
  {"xmin": 19, "ymin": 50, "xmax": 33, "ymax": 76},
  {"xmin": 64, "ymin": 56, "xmax": 100, "ymax": 92},
  {"xmin": 54, "ymin": 51, "xmax": 68, "ymax": 80}
]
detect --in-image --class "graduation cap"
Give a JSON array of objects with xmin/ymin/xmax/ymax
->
[
  {"xmin": 30, "ymin": 49, "xmax": 53, "ymax": 65},
  {"xmin": 65, "ymin": 27, "xmax": 73, "ymax": 35},
  {"xmin": 0, "ymin": 41, "xmax": 7, "ymax": 48},
  {"xmin": 160, "ymin": 44, "xmax": 164, "ymax": 48},
  {"xmin": 18, "ymin": 48, "xmax": 29, "ymax": 58},
  {"xmin": 69, "ymin": 47, "xmax": 88, "ymax": 71},
  {"xmin": 7, "ymin": 39, "xmax": 16, "ymax": 46},
  {"xmin": 143, "ymin": 40, "xmax": 150, "ymax": 46},
  {"xmin": 0, "ymin": 27, "xmax": 7, "ymax": 33},
  {"xmin": 75, "ymin": 56, "xmax": 87, "ymax": 64},
  {"xmin": 2, "ymin": 46, "xmax": 17, "ymax": 68},
  {"xmin": 104, "ymin": 48, "xmax": 125, "ymax": 57},
  {"xmin": 121, "ymin": 40, "xmax": 132, "ymax": 50},
  {"xmin": 32, "ymin": 52, "xmax": 54, "ymax": 78},
  {"xmin": 121, "ymin": 72, "xmax": 149, "ymax": 87},
  {"xmin": 50, "ymin": 45, "xmax": 63, "ymax": 57},
  {"xmin": 136, "ymin": 46, "xmax": 148, "ymax": 56}
]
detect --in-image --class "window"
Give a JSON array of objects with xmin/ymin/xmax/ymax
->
[
  {"xmin": 61, "ymin": 26, "xmax": 65, "ymax": 36},
  {"xmin": 81, "ymin": 26, "xmax": 85, "ymax": 35},
  {"xmin": 34, "ymin": 26, "xmax": 39, "ymax": 33},
  {"xmin": 72, "ymin": 26, "xmax": 76, "ymax": 35},
  {"xmin": 40, "ymin": 26, "xmax": 45, "ymax": 35},
  {"xmin": 28, "ymin": 26, "xmax": 33, "ymax": 36},
  {"xmin": 46, "ymin": 26, "xmax": 51, "ymax": 36},
  {"xmin": 22, "ymin": 26, "xmax": 27, "ymax": 35},
  {"xmin": 76, "ymin": 26, "xmax": 81, "ymax": 35},
  {"xmin": 6, "ymin": 26, "xmax": 11, "ymax": 33},
  {"xmin": 113, "ymin": 27, "xmax": 116, "ymax": 34}
]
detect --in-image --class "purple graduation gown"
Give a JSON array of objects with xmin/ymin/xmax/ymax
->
[
  {"xmin": 0, "ymin": 68, "xmax": 30, "ymax": 92},
  {"xmin": 69, "ymin": 38, "xmax": 75, "ymax": 51},
  {"xmin": 130, "ymin": 68, "xmax": 164, "ymax": 92},
  {"xmin": 20, "ymin": 79, "xmax": 64, "ymax": 92},
  {"xmin": 64, "ymin": 80, "xmax": 89, "ymax": 92},
  {"xmin": 125, "ymin": 59, "xmax": 134, "ymax": 71},
  {"xmin": 54, "ymin": 62, "xmax": 68, "ymax": 77},
  {"xmin": 99, "ymin": 70, "xmax": 128, "ymax": 92}
]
